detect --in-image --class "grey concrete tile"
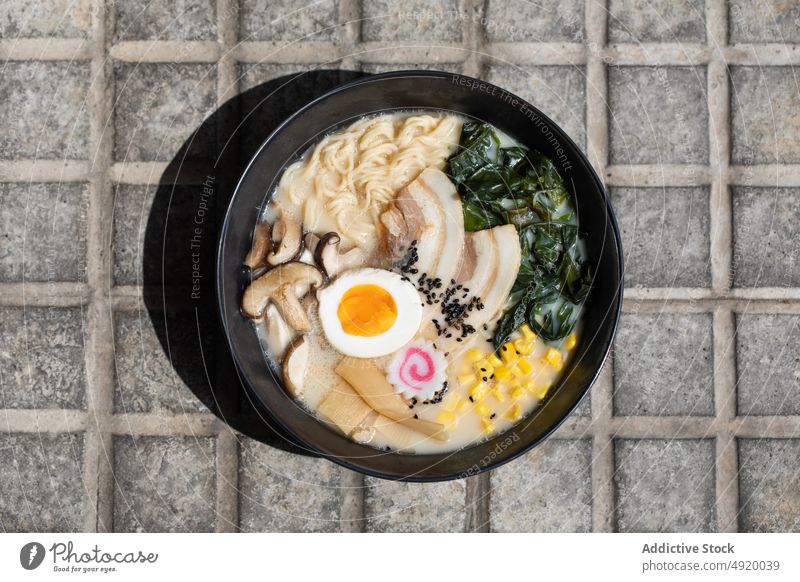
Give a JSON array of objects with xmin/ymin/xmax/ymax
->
[
  {"xmin": 0, "ymin": 182, "xmax": 88, "ymax": 283},
  {"xmin": 608, "ymin": 66, "xmax": 708, "ymax": 164},
  {"xmin": 240, "ymin": 0, "xmax": 337, "ymax": 41},
  {"xmin": 0, "ymin": 61, "xmax": 90, "ymax": 160},
  {"xmin": 733, "ymin": 187, "xmax": 800, "ymax": 288},
  {"xmin": 731, "ymin": 66, "xmax": 800, "ymax": 164},
  {"xmin": 608, "ymin": 0, "xmax": 706, "ymax": 43},
  {"xmin": 362, "ymin": 0, "xmax": 464, "ymax": 42},
  {"xmin": 484, "ymin": 65, "xmax": 587, "ymax": 150},
  {"xmin": 113, "ymin": 435, "xmax": 216, "ymax": 532},
  {"xmin": 490, "ymin": 439, "xmax": 592, "ymax": 532},
  {"xmin": 612, "ymin": 186, "xmax": 711, "ymax": 288},
  {"xmin": 574, "ymin": 391, "xmax": 591, "ymax": 416},
  {"xmin": 729, "ymin": 0, "xmax": 800, "ymax": 44},
  {"xmin": 113, "ymin": 62, "xmax": 216, "ymax": 162},
  {"xmin": 113, "ymin": 310, "xmax": 207, "ymax": 414},
  {"xmin": 114, "ymin": 0, "xmax": 216, "ymax": 41},
  {"xmin": 614, "ymin": 313, "xmax": 714, "ymax": 416},
  {"xmin": 615, "ymin": 439, "xmax": 716, "ymax": 532},
  {"xmin": 239, "ymin": 439, "xmax": 345, "ymax": 532},
  {"xmin": 0, "ymin": 307, "xmax": 86, "ymax": 409},
  {"xmin": 0, "ymin": 433, "xmax": 85, "ymax": 532},
  {"xmin": 0, "ymin": 0, "xmax": 90, "ymax": 38},
  {"xmin": 365, "ymin": 477, "xmax": 466, "ymax": 532},
  {"xmin": 739, "ymin": 439, "xmax": 800, "ymax": 532},
  {"xmin": 484, "ymin": 0, "xmax": 584, "ymax": 42},
  {"xmin": 736, "ymin": 314, "xmax": 800, "ymax": 416}
]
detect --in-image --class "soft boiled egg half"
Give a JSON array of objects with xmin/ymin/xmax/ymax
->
[{"xmin": 317, "ymin": 268, "xmax": 423, "ymax": 358}]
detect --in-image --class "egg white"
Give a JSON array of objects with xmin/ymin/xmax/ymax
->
[{"xmin": 317, "ymin": 268, "xmax": 423, "ymax": 358}]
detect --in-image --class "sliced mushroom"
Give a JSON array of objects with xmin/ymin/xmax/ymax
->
[
  {"xmin": 314, "ymin": 232, "xmax": 365, "ymax": 278},
  {"xmin": 244, "ymin": 222, "xmax": 272, "ymax": 269},
  {"xmin": 267, "ymin": 213, "xmax": 303, "ymax": 266},
  {"xmin": 242, "ymin": 261, "xmax": 324, "ymax": 331},
  {"xmin": 282, "ymin": 336, "xmax": 309, "ymax": 398},
  {"xmin": 262, "ymin": 304, "xmax": 295, "ymax": 361},
  {"xmin": 298, "ymin": 232, "xmax": 320, "ymax": 265}
]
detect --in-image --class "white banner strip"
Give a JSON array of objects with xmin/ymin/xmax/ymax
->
[{"xmin": 1, "ymin": 533, "xmax": 798, "ymax": 581}]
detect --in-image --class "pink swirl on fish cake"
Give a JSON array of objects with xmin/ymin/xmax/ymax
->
[{"xmin": 387, "ymin": 341, "xmax": 448, "ymax": 400}]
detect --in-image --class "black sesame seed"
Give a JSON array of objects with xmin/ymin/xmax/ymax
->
[{"xmin": 469, "ymin": 396, "xmax": 474, "ymax": 402}]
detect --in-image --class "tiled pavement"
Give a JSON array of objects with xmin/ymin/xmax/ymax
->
[{"xmin": 1, "ymin": 0, "xmax": 799, "ymax": 533}]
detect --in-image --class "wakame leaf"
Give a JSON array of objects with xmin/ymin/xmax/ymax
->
[
  {"xmin": 498, "ymin": 147, "xmax": 531, "ymax": 173},
  {"xmin": 528, "ymin": 300, "xmax": 579, "ymax": 341},
  {"xmin": 447, "ymin": 123, "xmax": 500, "ymax": 183},
  {"xmin": 463, "ymin": 201, "xmax": 503, "ymax": 231},
  {"xmin": 493, "ymin": 295, "xmax": 532, "ymax": 350}
]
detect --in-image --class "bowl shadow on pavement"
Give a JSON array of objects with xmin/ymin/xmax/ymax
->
[{"xmin": 142, "ymin": 69, "xmax": 368, "ymax": 456}]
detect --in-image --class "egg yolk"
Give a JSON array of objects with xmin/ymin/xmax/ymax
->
[{"xmin": 337, "ymin": 284, "xmax": 397, "ymax": 337}]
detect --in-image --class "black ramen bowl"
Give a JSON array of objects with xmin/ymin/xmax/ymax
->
[{"xmin": 217, "ymin": 70, "xmax": 623, "ymax": 481}]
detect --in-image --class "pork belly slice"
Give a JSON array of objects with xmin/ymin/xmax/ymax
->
[{"xmin": 381, "ymin": 168, "xmax": 465, "ymax": 286}]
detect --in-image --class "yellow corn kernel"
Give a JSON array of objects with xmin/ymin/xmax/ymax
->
[
  {"xmin": 510, "ymin": 364, "xmax": 524, "ymax": 378},
  {"xmin": 491, "ymin": 387, "xmax": 506, "ymax": 403},
  {"xmin": 458, "ymin": 373, "xmax": 477, "ymax": 386},
  {"xmin": 531, "ymin": 383, "xmax": 551, "ymax": 400},
  {"xmin": 481, "ymin": 417, "xmax": 496, "ymax": 433},
  {"xmin": 500, "ymin": 342, "xmax": 519, "ymax": 365},
  {"xmin": 544, "ymin": 347, "xmax": 563, "ymax": 368},
  {"xmin": 505, "ymin": 403, "xmax": 522, "ymax": 421},
  {"xmin": 487, "ymin": 353, "xmax": 503, "ymax": 368},
  {"xmin": 476, "ymin": 403, "xmax": 494, "ymax": 417},
  {"xmin": 494, "ymin": 366, "xmax": 511, "ymax": 381},
  {"xmin": 470, "ymin": 382, "xmax": 488, "ymax": 402},
  {"xmin": 457, "ymin": 399, "xmax": 471, "ymax": 411},
  {"xmin": 473, "ymin": 359, "xmax": 494, "ymax": 378},
  {"xmin": 466, "ymin": 348, "xmax": 484, "ymax": 362},
  {"xmin": 520, "ymin": 323, "xmax": 536, "ymax": 341},
  {"xmin": 437, "ymin": 411, "xmax": 458, "ymax": 429},
  {"xmin": 565, "ymin": 333, "xmax": 578, "ymax": 350},
  {"xmin": 517, "ymin": 358, "xmax": 533, "ymax": 375},
  {"xmin": 514, "ymin": 338, "xmax": 534, "ymax": 355},
  {"xmin": 443, "ymin": 391, "xmax": 462, "ymax": 412},
  {"xmin": 510, "ymin": 386, "xmax": 526, "ymax": 400}
]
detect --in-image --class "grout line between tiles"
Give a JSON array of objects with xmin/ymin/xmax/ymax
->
[
  {"xmin": 585, "ymin": 0, "xmax": 615, "ymax": 534},
  {"xmin": 707, "ymin": 0, "xmax": 739, "ymax": 534},
  {"xmin": 82, "ymin": 0, "xmax": 115, "ymax": 533},
  {"xmin": 713, "ymin": 309, "xmax": 739, "ymax": 532},
  {"xmin": 5, "ymin": 38, "xmax": 800, "ymax": 66},
  {"xmin": 337, "ymin": 0, "xmax": 361, "ymax": 69},
  {"xmin": 591, "ymin": 361, "xmax": 615, "ymax": 532}
]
